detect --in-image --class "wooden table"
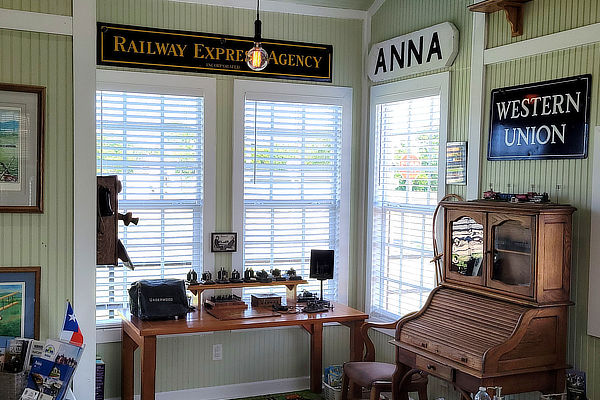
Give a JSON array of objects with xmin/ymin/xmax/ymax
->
[{"xmin": 121, "ymin": 302, "xmax": 368, "ymax": 400}]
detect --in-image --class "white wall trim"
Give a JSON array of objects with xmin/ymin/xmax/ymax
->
[
  {"xmin": 366, "ymin": 72, "xmax": 451, "ymax": 318},
  {"xmin": 72, "ymin": 0, "xmax": 96, "ymax": 398},
  {"xmin": 367, "ymin": 0, "xmax": 385, "ymax": 17},
  {"xmin": 484, "ymin": 21, "xmax": 600, "ymax": 65},
  {"xmin": 0, "ymin": 8, "xmax": 72, "ymax": 36},
  {"xmin": 588, "ymin": 126, "xmax": 600, "ymax": 338},
  {"xmin": 466, "ymin": 13, "xmax": 486, "ymax": 200},
  {"xmin": 232, "ymin": 79, "xmax": 353, "ymax": 305},
  {"xmin": 106, "ymin": 376, "xmax": 310, "ymax": 400},
  {"xmin": 171, "ymin": 0, "xmax": 367, "ymax": 20}
]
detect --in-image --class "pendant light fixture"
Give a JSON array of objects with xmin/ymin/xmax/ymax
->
[{"xmin": 246, "ymin": 0, "xmax": 269, "ymax": 71}]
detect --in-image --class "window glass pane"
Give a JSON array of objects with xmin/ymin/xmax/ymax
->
[
  {"xmin": 370, "ymin": 95, "xmax": 440, "ymax": 320},
  {"xmin": 242, "ymin": 100, "xmax": 343, "ymax": 301},
  {"xmin": 96, "ymin": 90, "xmax": 204, "ymax": 325}
]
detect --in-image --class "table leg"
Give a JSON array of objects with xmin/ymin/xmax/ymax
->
[
  {"xmin": 121, "ymin": 328, "xmax": 137, "ymax": 400},
  {"xmin": 309, "ymin": 323, "xmax": 323, "ymax": 393},
  {"xmin": 140, "ymin": 335, "xmax": 157, "ymax": 400}
]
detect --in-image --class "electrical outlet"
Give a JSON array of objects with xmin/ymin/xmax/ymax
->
[{"xmin": 212, "ymin": 344, "xmax": 222, "ymax": 361}]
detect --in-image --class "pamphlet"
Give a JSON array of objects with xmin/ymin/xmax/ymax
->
[{"xmin": 20, "ymin": 339, "xmax": 84, "ymax": 400}]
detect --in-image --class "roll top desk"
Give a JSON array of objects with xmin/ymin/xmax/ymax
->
[{"xmin": 391, "ymin": 201, "xmax": 575, "ymax": 399}]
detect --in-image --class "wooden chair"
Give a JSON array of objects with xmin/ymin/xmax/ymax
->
[{"xmin": 341, "ymin": 319, "xmax": 428, "ymax": 400}]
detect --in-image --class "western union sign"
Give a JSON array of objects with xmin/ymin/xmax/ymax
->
[{"xmin": 97, "ymin": 23, "xmax": 333, "ymax": 82}]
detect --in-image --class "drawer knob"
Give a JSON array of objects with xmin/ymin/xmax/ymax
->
[{"xmin": 426, "ymin": 364, "xmax": 436, "ymax": 371}]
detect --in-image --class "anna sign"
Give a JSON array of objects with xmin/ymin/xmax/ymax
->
[
  {"xmin": 97, "ymin": 22, "xmax": 333, "ymax": 82},
  {"xmin": 488, "ymin": 75, "xmax": 592, "ymax": 160}
]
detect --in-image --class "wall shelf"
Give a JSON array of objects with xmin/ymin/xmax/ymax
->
[{"xmin": 468, "ymin": 0, "xmax": 532, "ymax": 37}]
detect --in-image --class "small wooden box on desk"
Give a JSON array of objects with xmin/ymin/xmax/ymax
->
[{"xmin": 391, "ymin": 201, "xmax": 575, "ymax": 400}]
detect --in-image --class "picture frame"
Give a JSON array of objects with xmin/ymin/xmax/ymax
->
[
  {"xmin": 0, "ymin": 83, "xmax": 45, "ymax": 213},
  {"xmin": 211, "ymin": 232, "xmax": 237, "ymax": 252},
  {"xmin": 446, "ymin": 141, "xmax": 467, "ymax": 185},
  {"xmin": 0, "ymin": 266, "xmax": 41, "ymax": 345}
]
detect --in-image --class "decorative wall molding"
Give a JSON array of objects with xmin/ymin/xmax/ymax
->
[
  {"xmin": 484, "ymin": 21, "xmax": 600, "ymax": 65},
  {"xmin": 467, "ymin": 13, "xmax": 487, "ymax": 200},
  {"xmin": 171, "ymin": 0, "xmax": 367, "ymax": 20},
  {"xmin": 0, "ymin": 8, "xmax": 72, "ymax": 36},
  {"xmin": 106, "ymin": 376, "xmax": 311, "ymax": 400}
]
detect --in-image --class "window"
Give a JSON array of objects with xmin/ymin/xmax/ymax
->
[
  {"xmin": 368, "ymin": 73, "xmax": 449, "ymax": 321},
  {"xmin": 233, "ymin": 81, "xmax": 352, "ymax": 303},
  {"xmin": 95, "ymin": 71, "xmax": 215, "ymax": 326}
]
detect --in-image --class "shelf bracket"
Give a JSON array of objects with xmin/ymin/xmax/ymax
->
[
  {"xmin": 468, "ymin": 0, "xmax": 532, "ymax": 37},
  {"xmin": 501, "ymin": 2, "xmax": 525, "ymax": 37}
]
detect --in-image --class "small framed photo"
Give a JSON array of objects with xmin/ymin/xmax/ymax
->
[
  {"xmin": 446, "ymin": 141, "xmax": 467, "ymax": 185},
  {"xmin": 0, "ymin": 83, "xmax": 45, "ymax": 213},
  {"xmin": 211, "ymin": 232, "xmax": 237, "ymax": 252},
  {"xmin": 0, "ymin": 266, "xmax": 41, "ymax": 345}
]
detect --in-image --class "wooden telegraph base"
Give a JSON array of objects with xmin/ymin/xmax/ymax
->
[{"xmin": 188, "ymin": 280, "xmax": 309, "ymax": 305}]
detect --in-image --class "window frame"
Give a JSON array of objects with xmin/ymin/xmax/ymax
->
[
  {"xmin": 366, "ymin": 72, "xmax": 450, "ymax": 322},
  {"xmin": 232, "ymin": 79, "xmax": 353, "ymax": 305},
  {"xmin": 95, "ymin": 69, "xmax": 216, "ymax": 335}
]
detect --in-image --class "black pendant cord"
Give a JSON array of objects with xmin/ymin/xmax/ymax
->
[{"xmin": 254, "ymin": 0, "xmax": 262, "ymax": 42}]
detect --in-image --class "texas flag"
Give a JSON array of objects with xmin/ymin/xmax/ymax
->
[{"xmin": 60, "ymin": 301, "xmax": 84, "ymax": 347}]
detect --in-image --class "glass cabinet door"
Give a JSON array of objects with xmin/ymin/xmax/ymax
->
[
  {"xmin": 445, "ymin": 211, "xmax": 486, "ymax": 286},
  {"xmin": 487, "ymin": 214, "xmax": 535, "ymax": 297}
]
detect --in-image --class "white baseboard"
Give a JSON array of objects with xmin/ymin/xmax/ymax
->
[{"xmin": 106, "ymin": 376, "xmax": 310, "ymax": 400}]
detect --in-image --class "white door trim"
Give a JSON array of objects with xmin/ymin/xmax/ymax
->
[
  {"xmin": 72, "ymin": 0, "xmax": 97, "ymax": 397},
  {"xmin": 466, "ymin": 13, "xmax": 486, "ymax": 200}
]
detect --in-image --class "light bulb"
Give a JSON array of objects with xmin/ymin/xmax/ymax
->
[{"xmin": 247, "ymin": 43, "xmax": 269, "ymax": 71}]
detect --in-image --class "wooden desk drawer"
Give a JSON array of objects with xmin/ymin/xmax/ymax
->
[{"xmin": 415, "ymin": 355, "xmax": 454, "ymax": 382}]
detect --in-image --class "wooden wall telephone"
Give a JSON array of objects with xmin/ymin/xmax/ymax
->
[{"xmin": 97, "ymin": 175, "xmax": 139, "ymax": 268}]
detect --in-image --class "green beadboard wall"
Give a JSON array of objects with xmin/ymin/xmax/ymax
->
[
  {"xmin": 0, "ymin": 0, "xmax": 72, "ymax": 15},
  {"xmin": 370, "ymin": 0, "xmax": 600, "ymax": 399},
  {"xmin": 487, "ymin": 0, "xmax": 600, "ymax": 48},
  {"xmin": 95, "ymin": 1, "xmax": 364, "ymax": 397},
  {"xmin": 0, "ymin": 29, "xmax": 73, "ymax": 340}
]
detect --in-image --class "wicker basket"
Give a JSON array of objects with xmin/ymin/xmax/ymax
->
[
  {"xmin": 0, "ymin": 371, "xmax": 28, "ymax": 400},
  {"xmin": 323, "ymin": 382, "xmax": 342, "ymax": 400}
]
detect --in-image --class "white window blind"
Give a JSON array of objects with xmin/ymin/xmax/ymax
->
[
  {"xmin": 242, "ymin": 99, "xmax": 343, "ymax": 301},
  {"xmin": 96, "ymin": 90, "xmax": 204, "ymax": 325},
  {"xmin": 370, "ymin": 95, "xmax": 440, "ymax": 321}
]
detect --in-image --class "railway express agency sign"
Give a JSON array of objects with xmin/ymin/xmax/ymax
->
[
  {"xmin": 488, "ymin": 75, "xmax": 591, "ymax": 160},
  {"xmin": 97, "ymin": 23, "xmax": 333, "ymax": 82},
  {"xmin": 367, "ymin": 22, "xmax": 459, "ymax": 82}
]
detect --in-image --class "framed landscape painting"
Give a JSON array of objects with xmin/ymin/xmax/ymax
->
[
  {"xmin": 0, "ymin": 267, "xmax": 40, "ymax": 346},
  {"xmin": 0, "ymin": 83, "xmax": 45, "ymax": 213}
]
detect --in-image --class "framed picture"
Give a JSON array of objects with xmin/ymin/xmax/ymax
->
[
  {"xmin": 0, "ymin": 83, "xmax": 45, "ymax": 213},
  {"xmin": 446, "ymin": 141, "xmax": 467, "ymax": 185},
  {"xmin": 211, "ymin": 232, "xmax": 237, "ymax": 252},
  {"xmin": 0, "ymin": 267, "xmax": 40, "ymax": 345}
]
